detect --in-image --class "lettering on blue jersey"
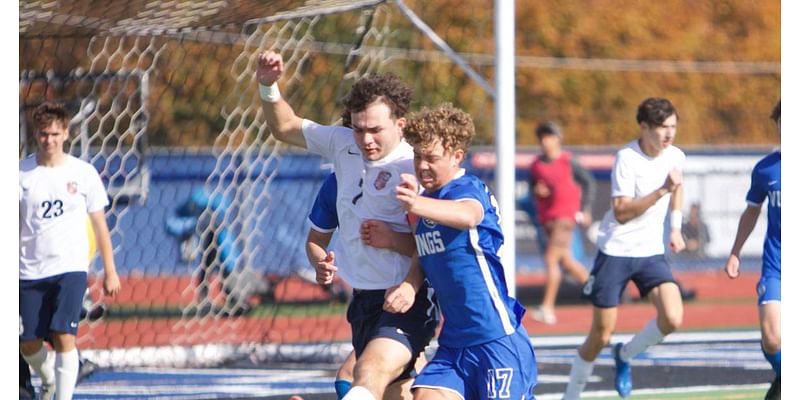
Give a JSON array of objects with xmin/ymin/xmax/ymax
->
[
  {"xmin": 768, "ymin": 190, "xmax": 780, "ymax": 208},
  {"xmin": 415, "ymin": 231, "xmax": 445, "ymax": 256},
  {"xmin": 487, "ymin": 368, "xmax": 514, "ymax": 398}
]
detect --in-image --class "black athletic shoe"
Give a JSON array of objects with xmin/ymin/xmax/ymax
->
[{"xmin": 765, "ymin": 376, "xmax": 780, "ymax": 400}]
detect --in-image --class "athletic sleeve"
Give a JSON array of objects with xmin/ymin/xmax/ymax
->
[
  {"xmin": 745, "ymin": 165, "xmax": 767, "ymax": 206},
  {"xmin": 85, "ymin": 164, "xmax": 110, "ymax": 213},
  {"xmin": 611, "ymin": 149, "xmax": 635, "ymax": 198},
  {"xmin": 302, "ymin": 119, "xmax": 351, "ymax": 159},
  {"xmin": 308, "ymin": 173, "xmax": 339, "ymax": 232},
  {"xmin": 443, "ymin": 177, "xmax": 488, "ymax": 220},
  {"xmin": 571, "ymin": 156, "xmax": 596, "ymax": 209}
]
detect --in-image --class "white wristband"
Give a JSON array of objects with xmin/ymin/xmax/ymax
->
[
  {"xmin": 670, "ymin": 210, "xmax": 683, "ymax": 230},
  {"xmin": 259, "ymin": 82, "xmax": 281, "ymax": 103}
]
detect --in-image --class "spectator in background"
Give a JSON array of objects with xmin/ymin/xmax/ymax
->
[
  {"xmin": 166, "ymin": 188, "xmax": 254, "ymax": 316},
  {"xmin": 682, "ymin": 202, "xmax": 710, "ymax": 258},
  {"xmin": 528, "ymin": 121, "xmax": 595, "ymax": 324}
]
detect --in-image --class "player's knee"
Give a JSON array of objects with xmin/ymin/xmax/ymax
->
[
  {"xmin": 658, "ymin": 310, "xmax": 682, "ymax": 334},
  {"xmin": 353, "ymin": 357, "xmax": 401, "ymax": 388},
  {"xmin": 19, "ymin": 340, "xmax": 43, "ymax": 356}
]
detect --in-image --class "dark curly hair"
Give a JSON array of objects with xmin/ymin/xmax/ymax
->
[
  {"xmin": 33, "ymin": 101, "xmax": 70, "ymax": 130},
  {"xmin": 403, "ymin": 103, "xmax": 474, "ymax": 155},
  {"xmin": 340, "ymin": 73, "xmax": 412, "ymax": 128},
  {"xmin": 770, "ymin": 100, "xmax": 780, "ymax": 123},
  {"xmin": 636, "ymin": 97, "xmax": 678, "ymax": 127}
]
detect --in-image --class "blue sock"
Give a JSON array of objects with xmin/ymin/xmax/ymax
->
[
  {"xmin": 762, "ymin": 348, "xmax": 781, "ymax": 377},
  {"xmin": 335, "ymin": 379, "xmax": 352, "ymax": 400}
]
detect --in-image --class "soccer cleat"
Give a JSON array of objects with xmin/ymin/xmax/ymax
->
[
  {"xmin": 531, "ymin": 307, "xmax": 557, "ymax": 325},
  {"xmin": 613, "ymin": 343, "xmax": 632, "ymax": 398},
  {"xmin": 764, "ymin": 376, "xmax": 780, "ymax": 400}
]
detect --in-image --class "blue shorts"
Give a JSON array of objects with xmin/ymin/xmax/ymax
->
[
  {"xmin": 582, "ymin": 252, "xmax": 676, "ymax": 308},
  {"xmin": 347, "ymin": 280, "xmax": 439, "ymax": 380},
  {"xmin": 412, "ymin": 327, "xmax": 537, "ymax": 400},
  {"xmin": 757, "ymin": 275, "xmax": 780, "ymax": 305},
  {"xmin": 20, "ymin": 271, "xmax": 88, "ymax": 341}
]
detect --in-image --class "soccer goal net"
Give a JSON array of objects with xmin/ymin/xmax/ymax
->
[{"xmin": 20, "ymin": 0, "xmax": 494, "ymax": 368}]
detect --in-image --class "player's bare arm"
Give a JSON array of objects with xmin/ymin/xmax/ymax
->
[
  {"xmin": 613, "ymin": 168, "xmax": 682, "ymax": 224},
  {"xmin": 256, "ymin": 51, "xmax": 306, "ymax": 148},
  {"xmin": 395, "ymin": 173, "xmax": 483, "ymax": 230},
  {"xmin": 383, "ymin": 255, "xmax": 424, "ymax": 314},
  {"xmin": 724, "ymin": 205, "xmax": 761, "ymax": 279},
  {"xmin": 89, "ymin": 210, "xmax": 121, "ymax": 297},
  {"xmin": 359, "ymin": 219, "xmax": 416, "ymax": 257},
  {"xmin": 305, "ymin": 229, "xmax": 338, "ymax": 285}
]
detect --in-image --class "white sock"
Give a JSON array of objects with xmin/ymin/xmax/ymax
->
[
  {"xmin": 620, "ymin": 319, "xmax": 665, "ymax": 361},
  {"xmin": 563, "ymin": 352, "xmax": 594, "ymax": 400},
  {"xmin": 21, "ymin": 346, "xmax": 55, "ymax": 387},
  {"xmin": 341, "ymin": 386, "xmax": 376, "ymax": 400},
  {"xmin": 55, "ymin": 349, "xmax": 80, "ymax": 400}
]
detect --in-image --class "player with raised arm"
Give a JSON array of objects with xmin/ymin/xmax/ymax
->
[
  {"xmin": 20, "ymin": 102, "xmax": 121, "ymax": 400},
  {"xmin": 257, "ymin": 51, "xmax": 438, "ymax": 400},
  {"xmin": 563, "ymin": 98, "xmax": 686, "ymax": 399},
  {"xmin": 388, "ymin": 104, "xmax": 537, "ymax": 399},
  {"xmin": 724, "ymin": 100, "xmax": 780, "ymax": 400}
]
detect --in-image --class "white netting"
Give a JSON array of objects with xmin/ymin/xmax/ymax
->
[{"xmin": 20, "ymin": 0, "xmax": 462, "ymax": 368}]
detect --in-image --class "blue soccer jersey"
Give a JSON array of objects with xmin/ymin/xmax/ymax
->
[
  {"xmin": 746, "ymin": 150, "xmax": 781, "ymax": 279},
  {"xmin": 308, "ymin": 172, "xmax": 338, "ymax": 232},
  {"xmin": 414, "ymin": 171, "xmax": 526, "ymax": 348}
]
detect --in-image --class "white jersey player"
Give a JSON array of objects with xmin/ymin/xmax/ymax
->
[{"xmin": 20, "ymin": 101, "xmax": 121, "ymax": 400}]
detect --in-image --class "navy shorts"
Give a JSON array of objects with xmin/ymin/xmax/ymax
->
[
  {"xmin": 347, "ymin": 280, "xmax": 439, "ymax": 380},
  {"xmin": 413, "ymin": 326, "xmax": 538, "ymax": 399},
  {"xmin": 20, "ymin": 271, "xmax": 88, "ymax": 341},
  {"xmin": 582, "ymin": 252, "xmax": 676, "ymax": 308}
]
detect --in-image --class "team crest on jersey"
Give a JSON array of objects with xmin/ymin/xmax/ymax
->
[
  {"xmin": 423, "ymin": 218, "xmax": 437, "ymax": 228},
  {"xmin": 373, "ymin": 170, "xmax": 392, "ymax": 190},
  {"xmin": 67, "ymin": 181, "xmax": 78, "ymax": 194}
]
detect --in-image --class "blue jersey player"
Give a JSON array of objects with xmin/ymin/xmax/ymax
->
[
  {"xmin": 724, "ymin": 100, "xmax": 780, "ymax": 400},
  {"xmin": 393, "ymin": 104, "xmax": 537, "ymax": 399}
]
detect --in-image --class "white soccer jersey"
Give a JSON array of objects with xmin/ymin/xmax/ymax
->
[
  {"xmin": 19, "ymin": 155, "xmax": 109, "ymax": 280},
  {"xmin": 303, "ymin": 119, "xmax": 414, "ymax": 289},
  {"xmin": 596, "ymin": 140, "xmax": 685, "ymax": 257}
]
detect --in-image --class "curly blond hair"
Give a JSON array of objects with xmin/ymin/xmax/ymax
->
[{"xmin": 403, "ymin": 103, "xmax": 474, "ymax": 154}]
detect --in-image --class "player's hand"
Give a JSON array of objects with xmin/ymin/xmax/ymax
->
[
  {"xmin": 533, "ymin": 181, "xmax": 551, "ymax": 198},
  {"xmin": 315, "ymin": 250, "xmax": 338, "ymax": 285},
  {"xmin": 103, "ymin": 271, "xmax": 121, "ymax": 297},
  {"xmin": 668, "ymin": 229, "xmax": 685, "ymax": 253},
  {"xmin": 383, "ymin": 281, "xmax": 416, "ymax": 313},
  {"xmin": 724, "ymin": 254, "xmax": 741, "ymax": 279},
  {"xmin": 256, "ymin": 51, "xmax": 284, "ymax": 86},
  {"xmin": 396, "ymin": 173, "xmax": 419, "ymax": 212},
  {"xmin": 662, "ymin": 168, "xmax": 683, "ymax": 193},
  {"xmin": 576, "ymin": 210, "xmax": 592, "ymax": 228},
  {"xmin": 361, "ymin": 219, "xmax": 394, "ymax": 249}
]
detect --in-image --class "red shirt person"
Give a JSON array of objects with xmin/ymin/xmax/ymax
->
[{"xmin": 528, "ymin": 121, "xmax": 595, "ymax": 324}]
